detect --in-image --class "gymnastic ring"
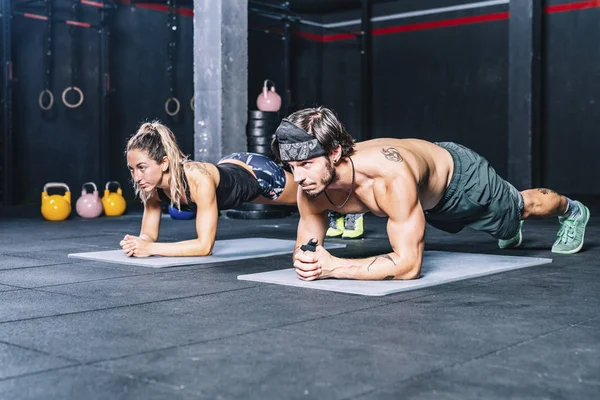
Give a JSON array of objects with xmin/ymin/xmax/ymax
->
[
  {"xmin": 190, "ymin": 96, "xmax": 194, "ymax": 112},
  {"xmin": 38, "ymin": 89, "xmax": 54, "ymax": 111},
  {"xmin": 165, "ymin": 97, "xmax": 180, "ymax": 116},
  {"xmin": 62, "ymin": 86, "xmax": 84, "ymax": 109}
]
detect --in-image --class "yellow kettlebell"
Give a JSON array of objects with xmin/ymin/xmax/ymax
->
[
  {"xmin": 102, "ymin": 181, "xmax": 127, "ymax": 216},
  {"xmin": 41, "ymin": 182, "xmax": 72, "ymax": 221}
]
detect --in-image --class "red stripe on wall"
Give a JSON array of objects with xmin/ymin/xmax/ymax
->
[
  {"xmin": 546, "ymin": 0, "xmax": 600, "ymax": 13},
  {"xmin": 296, "ymin": 31, "xmax": 357, "ymax": 42},
  {"xmin": 23, "ymin": 13, "xmax": 48, "ymax": 21},
  {"xmin": 66, "ymin": 20, "xmax": 92, "ymax": 28},
  {"xmin": 135, "ymin": 4, "xmax": 194, "ymax": 18},
  {"xmin": 299, "ymin": 1, "xmax": 600, "ymax": 42},
  {"xmin": 372, "ymin": 11, "xmax": 508, "ymax": 36},
  {"xmin": 119, "ymin": 1, "xmax": 600, "ymax": 42},
  {"xmin": 299, "ymin": 12, "xmax": 509, "ymax": 42},
  {"xmin": 81, "ymin": 0, "xmax": 105, "ymax": 8}
]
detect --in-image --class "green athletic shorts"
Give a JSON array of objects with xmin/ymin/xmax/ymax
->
[{"xmin": 424, "ymin": 142, "xmax": 524, "ymax": 240}]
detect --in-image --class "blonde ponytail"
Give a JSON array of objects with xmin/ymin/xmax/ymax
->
[{"xmin": 126, "ymin": 121, "xmax": 189, "ymax": 208}]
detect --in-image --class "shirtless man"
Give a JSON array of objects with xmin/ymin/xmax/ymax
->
[{"xmin": 271, "ymin": 107, "xmax": 590, "ymax": 281}]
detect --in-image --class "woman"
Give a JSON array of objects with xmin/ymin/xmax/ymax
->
[{"xmin": 120, "ymin": 121, "xmax": 298, "ymax": 257}]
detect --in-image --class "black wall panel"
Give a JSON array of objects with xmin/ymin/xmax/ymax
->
[
  {"xmin": 289, "ymin": 35, "xmax": 324, "ymax": 111},
  {"xmin": 543, "ymin": 3, "xmax": 600, "ymax": 195},
  {"xmin": 248, "ymin": 14, "xmax": 324, "ymax": 115},
  {"xmin": 372, "ymin": 22, "xmax": 508, "ymax": 175},
  {"xmin": 248, "ymin": 15, "xmax": 287, "ymax": 112},
  {"xmin": 10, "ymin": 3, "xmax": 195, "ymax": 203},
  {"xmin": 321, "ymin": 39, "xmax": 364, "ymax": 142},
  {"xmin": 12, "ymin": 7, "xmax": 103, "ymax": 203},
  {"xmin": 108, "ymin": 6, "xmax": 194, "ymax": 201},
  {"xmin": 318, "ymin": 0, "xmax": 509, "ymax": 176}
]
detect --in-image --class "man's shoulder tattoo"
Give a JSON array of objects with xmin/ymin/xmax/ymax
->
[
  {"xmin": 537, "ymin": 188, "xmax": 557, "ymax": 195},
  {"xmin": 381, "ymin": 147, "xmax": 403, "ymax": 162}
]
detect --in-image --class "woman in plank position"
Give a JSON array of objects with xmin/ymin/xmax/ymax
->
[{"xmin": 120, "ymin": 121, "xmax": 298, "ymax": 257}]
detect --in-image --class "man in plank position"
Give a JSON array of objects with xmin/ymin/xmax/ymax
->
[{"xmin": 272, "ymin": 107, "xmax": 590, "ymax": 281}]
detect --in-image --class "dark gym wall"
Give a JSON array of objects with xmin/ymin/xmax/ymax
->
[
  {"xmin": 12, "ymin": 3, "xmax": 103, "ymax": 204},
  {"xmin": 109, "ymin": 5, "xmax": 194, "ymax": 201},
  {"xmin": 290, "ymin": 33, "xmax": 324, "ymax": 111},
  {"xmin": 9, "ymin": 0, "xmax": 600, "ymax": 205},
  {"xmin": 13, "ymin": 0, "xmax": 312, "ymax": 205},
  {"xmin": 320, "ymin": 38, "xmax": 364, "ymax": 141},
  {"xmin": 318, "ymin": 0, "xmax": 509, "ymax": 175},
  {"xmin": 250, "ymin": 0, "xmax": 508, "ymax": 173},
  {"xmin": 288, "ymin": 13, "xmax": 326, "ymax": 113},
  {"xmin": 10, "ymin": 2, "xmax": 194, "ymax": 204},
  {"xmin": 248, "ymin": 12, "xmax": 324, "ymax": 115},
  {"xmin": 248, "ymin": 14, "xmax": 287, "ymax": 112},
  {"xmin": 289, "ymin": 0, "xmax": 600, "ymax": 195},
  {"xmin": 544, "ymin": 0, "xmax": 600, "ymax": 195}
]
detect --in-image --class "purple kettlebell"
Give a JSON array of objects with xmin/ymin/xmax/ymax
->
[{"xmin": 76, "ymin": 182, "xmax": 104, "ymax": 218}]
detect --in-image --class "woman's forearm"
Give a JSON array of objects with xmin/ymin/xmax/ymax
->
[{"xmin": 150, "ymin": 239, "xmax": 213, "ymax": 257}]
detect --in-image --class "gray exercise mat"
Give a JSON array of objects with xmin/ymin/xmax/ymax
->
[
  {"xmin": 237, "ymin": 251, "xmax": 552, "ymax": 296},
  {"xmin": 68, "ymin": 238, "xmax": 346, "ymax": 268}
]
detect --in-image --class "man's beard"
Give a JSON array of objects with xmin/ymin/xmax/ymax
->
[{"xmin": 306, "ymin": 158, "xmax": 337, "ymax": 198}]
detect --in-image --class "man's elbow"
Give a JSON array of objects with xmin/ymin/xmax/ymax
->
[{"xmin": 396, "ymin": 263, "xmax": 421, "ymax": 280}]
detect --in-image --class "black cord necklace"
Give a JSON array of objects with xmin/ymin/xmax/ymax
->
[{"xmin": 324, "ymin": 157, "xmax": 355, "ymax": 209}]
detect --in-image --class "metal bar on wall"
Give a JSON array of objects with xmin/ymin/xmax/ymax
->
[
  {"xmin": 99, "ymin": 2, "xmax": 110, "ymax": 184},
  {"xmin": 283, "ymin": 17, "xmax": 290, "ymax": 115},
  {"xmin": 508, "ymin": 0, "xmax": 542, "ymax": 189},
  {"xmin": 1, "ymin": 0, "xmax": 14, "ymax": 205},
  {"xmin": 361, "ymin": 0, "xmax": 372, "ymax": 140}
]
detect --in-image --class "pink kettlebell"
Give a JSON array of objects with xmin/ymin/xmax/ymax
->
[
  {"xmin": 76, "ymin": 182, "xmax": 104, "ymax": 218},
  {"xmin": 256, "ymin": 79, "xmax": 282, "ymax": 112}
]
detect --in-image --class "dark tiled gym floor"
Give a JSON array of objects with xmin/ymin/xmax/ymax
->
[{"xmin": 0, "ymin": 200, "xmax": 599, "ymax": 399}]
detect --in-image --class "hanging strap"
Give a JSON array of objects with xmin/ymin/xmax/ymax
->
[
  {"xmin": 62, "ymin": 0, "xmax": 84, "ymax": 108},
  {"xmin": 165, "ymin": 0, "xmax": 180, "ymax": 116},
  {"xmin": 39, "ymin": 0, "xmax": 55, "ymax": 110}
]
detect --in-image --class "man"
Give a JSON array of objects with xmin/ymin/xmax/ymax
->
[{"xmin": 271, "ymin": 107, "xmax": 590, "ymax": 281}]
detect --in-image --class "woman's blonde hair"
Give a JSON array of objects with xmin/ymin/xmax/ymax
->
[{"xmin": 126, "ymin": 121, "xmax": 189, "ymax": 209}]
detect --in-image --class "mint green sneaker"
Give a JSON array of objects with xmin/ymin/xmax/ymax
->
[
  {"xmin": 552, "ymin": 201, "xmax": 590, "ymax": 254},
  {"xmin": 498, "ymin": 220, "xmax": 524, "ymax": 249}
]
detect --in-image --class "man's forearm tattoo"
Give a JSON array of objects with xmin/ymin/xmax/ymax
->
[
  {"xmin": 366, "ymin": 254, "xmax": 396, "ymax": 272},
  {"xmin": 381, "ymin": 147, "xmax": 403, "ymax": 162}
]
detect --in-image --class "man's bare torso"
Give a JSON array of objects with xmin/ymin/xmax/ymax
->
[{"xmin": 316, "ymin": 138, "xmax": 454, "ymax": 216}]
